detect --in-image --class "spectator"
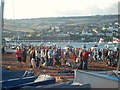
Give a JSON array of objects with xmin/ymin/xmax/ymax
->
[
  {"xmin": 22, "ymin": 47, "xmax": 27, "ymax": 66},
  {"xmin": 82, "ymin": 49, "xmax": 91, "ymax": 70},
  {"xmin": 16, "ymin": 47, "xmax": 22, "ymax": 67}
]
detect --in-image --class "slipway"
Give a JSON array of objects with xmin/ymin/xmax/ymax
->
[{"xmin": 74, "ymin": 70, "xmax": 120, "ymax": 88}]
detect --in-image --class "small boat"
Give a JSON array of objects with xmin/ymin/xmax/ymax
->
[
  {"xmin": 57, "ymin": 70, "xmax": 74, "ymax": 77},
  {"xmin": 99, "ymin": 38, "xmax": 104, "ymax": 43},
  {"xmin": 64, "ymin": 45, "xmax": 73, "ymax": 50},
  {"xmin": 1, "ymin": 69, "xmax": 56, "ymax": 89},
  {"xmin": 91, "ymin": 44, "xmax": 99, "ymax": 50},
  {"xmin": 21, "ymin": 82, "xmax": 91, "ymax": 89},
  {"xmin": 5, "ymin": 47, "xmax": 16, "ymax": 54},
  {"xmin": 113, "ymin": 37, "xmax": 120, "ymax": 43},
  {"xmin": 2, "ymin": 69, "xmax": 34, "ymax": 81},
  {"xmin": 1, "ymin": 75, "xmax": 38, "ymax": 89}
]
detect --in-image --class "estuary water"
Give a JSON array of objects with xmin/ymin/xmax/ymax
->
[{"xmin": 18, "ymin": 41, "xmax": 120, "ymax": 50}]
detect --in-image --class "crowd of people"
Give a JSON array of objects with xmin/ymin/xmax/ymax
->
[{"xmin": 3, "ymin": 44, "xmax": 120, "ymax": 70}]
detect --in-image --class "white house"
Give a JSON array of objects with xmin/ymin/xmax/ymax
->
[
  {"xmin": 108, "ymin": 26, "xmax": 119, "ymax": 32},
  {"xmin": 102, "ymin": 27, "xmax": 107, "ymax": 30},
  {"xmin": 106, "ymin": 32, "xmax": 113, "ymax": 36},
  {"xmin": 75, "ymin": 32, "xmax": 80, "ymax": 35},
  {"xmin": 97, "ymin": 33, "xmax": 105, "ymax": 36},
  {"xmin": 81, "ymin": 30, "xmax": 93, "ymax": 36},
  {"xmin": 58, "ymin": 33, "xmax": 69, "ymax": 36}
]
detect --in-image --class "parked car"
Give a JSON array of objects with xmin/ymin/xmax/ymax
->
[{"xmin": 5, "ymin": 47, "xmax": 16, "ymax": 54}]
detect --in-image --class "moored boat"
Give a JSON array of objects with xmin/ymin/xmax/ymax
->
[
  {"xmin": 1, "ymin": 69, "xmax": 56, "ymax": 89},
  {"xmin": 99, "ymin": 38, "xmax": 104, "ymax": 43},
  {"xmin": 113, "ymin": 37, "xmax": 120, "ymax": 43}
]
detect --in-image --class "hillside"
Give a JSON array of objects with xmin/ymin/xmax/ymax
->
[
  {"xmin": 3, "ymin": 14, "xmax": 119, "ymax": 42},
  {"xmin": 4, "ymin": 14, "xmax": 118, "ymax": 32}
]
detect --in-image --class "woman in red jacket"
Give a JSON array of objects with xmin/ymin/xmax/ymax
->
[{"xmin": 16, "ymin": 47, "xmax": 22, "ymax": 67}]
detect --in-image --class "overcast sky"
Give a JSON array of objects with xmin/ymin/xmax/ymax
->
[{"xmin": 2, "ymin": 0, "xmax": 120, "ymax": 19}]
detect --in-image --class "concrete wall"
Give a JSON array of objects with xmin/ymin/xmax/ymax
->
[{"xmin": 74, "ymin": 70, "xmax": 120, "ymax": 88}]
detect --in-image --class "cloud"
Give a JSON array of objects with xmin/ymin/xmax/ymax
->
[
  {"xmin": 105, "ymin": 3, "xmax": 118, "ymax": 14},
  {"xmin": 54, "ymin": 2, "xmax": 119, "ymax": 17},
  {"xmin": 4, "ymin": 0, "xmax": 120, "ymax": 19},
  {"xmin": 83, "ymin": 2, "xmax": 118, "ymax": 16}
]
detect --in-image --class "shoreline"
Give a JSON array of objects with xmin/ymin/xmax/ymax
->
[{"xmin": 1, "ymin": 53, "xmax": 117, "ymax": 75}]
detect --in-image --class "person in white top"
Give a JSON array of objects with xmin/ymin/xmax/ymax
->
[
  {"xmin": 48, "ymin": 47, "xmax": 54, "ymax": 66},
  {"xmin": 40, "ymin": 48, "xmax": 45, "ymax": 66}
]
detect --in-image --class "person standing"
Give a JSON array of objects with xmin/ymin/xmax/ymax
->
[
  {"xmin": 98, "ymin": 49, "xmax": 102, "ymax": 61},
  {"xmin": 30, "ymin": 48, "xmax": 36, "ymax": 69},
  {"xmin": 78, "ymin": 48, "xmax": 84, "ymax": 69},
  {"xmin": 28, "ymin": 47, "xmax": 34, "ymax": 68},
  {"xmin": 40, "ymin": 48, "xmax": 45, "ymax": 67},
  {"xmin": 16, "ymin": 47, "xmax": 23, "ymax": 67},
  {"xmin": 22, "ymin": 47, "xmax": 27, "ymax": 67},
  {"xmin": 2, "ymin": 45, "xmax": 5, "ymax": 54},
  {"xmin": 35, "ymin": 47, "xmax": 40, "ymax": 68},
  {"xmin": 45, "ymin": 49, "xmax": 49, "ymax": 66},
  {"xmin": 54, "ymin": 49, "xmax": 60, "ymax": 66},
  {"xmin": 48, "ymin": 47, "xmax": 54, "ymax": 66},
  {"xmin": 82, "ymin": 50, "xmax": 91, "ymax": 70}
]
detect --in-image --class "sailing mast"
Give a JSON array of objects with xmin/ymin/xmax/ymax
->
[
  {"xmin": 1, "ymin": 0, "xmax": 4, "ymax": 27},
  {"xmin": 0, "ymin": 1, "xmax": 2, "ymax": 47},
  {"xmin": 0, "ymin": 0, "xmax": 4, "ymax": 73},
  {"xmin": 0, "ymin": 0, "xmax": 4, "ymax": 26},
  {"xmin": 0, "ymin": 0, "xmax": 4, "ymax": 45}
]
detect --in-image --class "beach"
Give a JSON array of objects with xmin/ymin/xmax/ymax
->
[{"xmin": 1, "ymin": 53, "xmax": 117, "ymax": 78}]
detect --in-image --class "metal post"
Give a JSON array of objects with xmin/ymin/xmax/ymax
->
[
  {"xmin": 0, "ymin": 1, "xmax": 2, "ymax": 43},
  {"xmin": 116, "ymin": 51, "xmax": 120, "ymax": 76},
  {"xmin": 0, "ymin": 0, "xmax": 3, "ymax": 89},
  {"xmin": 0, "ymin": 0, "xmax": 4, "ymax": 44},
  {"xmin": 1, "ymin": 0, "xmax": 4, "ymax": 27}
]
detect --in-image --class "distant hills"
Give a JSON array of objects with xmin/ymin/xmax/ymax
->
[
  {"xmin": 4, "ymin": 14, "xmax": 119, "ymax": 32},
  {"xmin": 3, "ymin": 14, "xmax": 119, "ymax": 42}
]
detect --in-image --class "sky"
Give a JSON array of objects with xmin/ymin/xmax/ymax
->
[{"xmin": 2, "ymin": 0, "xmax": 120, "ymax": 19}]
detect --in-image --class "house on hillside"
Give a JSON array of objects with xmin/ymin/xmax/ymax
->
[
  {"xmin": 105, "ymin": 31, "xmax": 113, "ymax": 37},
  {"xmin": 108, "ymin": 22, "xmax": 119, "ymax": 32},
  {"xmin": 108, "ymin": 26, "xmax": 118, "ymax": 32},
  {"xmin": 102, "ymin": 26, "xmax": 107, "ymax": 31},
  {"xmin": 81, "ymin": 30, "xmax": 93, "ymax": 36},
  {"xmin": 97, "ymin": 32, "xmax": 105, "ymax": 36},
  {"xmin": 81, "ymin": 27, "xmax": 93, "ymax": 36}
]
